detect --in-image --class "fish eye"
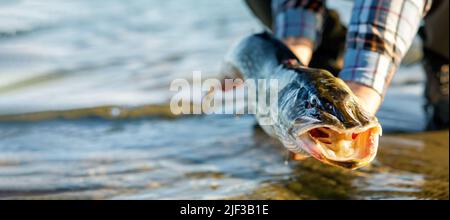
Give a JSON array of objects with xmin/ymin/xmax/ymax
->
[
  {"xmin": 325, "ymin": 102, "xmax": 334, "ymax": 112},
  {"xmin": 327, "ymin": 103, "xmax": 333, "ymax": 109}
]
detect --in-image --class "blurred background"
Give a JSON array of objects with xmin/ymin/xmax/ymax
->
[{"xmin": 0, "ymin": 0, "xmax": 447, "ymax": 199}]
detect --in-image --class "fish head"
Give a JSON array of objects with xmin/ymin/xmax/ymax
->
[{"xmin": 283, "ymin": 67, "xmax": 382, "ymax": 169}]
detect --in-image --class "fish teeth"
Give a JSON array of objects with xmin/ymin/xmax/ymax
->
[{"xmin": 326, "ymin": 148, "xmax": 336, "ymax": 158}]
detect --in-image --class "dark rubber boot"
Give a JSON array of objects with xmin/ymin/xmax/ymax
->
[{"xmin": 423, "ymin": 49, "xmax": 449, "ymax": 130}]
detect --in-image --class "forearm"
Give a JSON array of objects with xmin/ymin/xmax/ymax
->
[
  {"xmin": 271, "ymin": 0, "xmax": 327, "ymax": 65},
  {"xmin": 339, "ymin": 0, "xmax": 433, "ymax": 97}
]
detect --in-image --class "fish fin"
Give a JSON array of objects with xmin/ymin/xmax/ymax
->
[
  {"xmin": 289, "ymin": 152, "xmax": 310, "ymax": 161},
  {"xmin": 219, "ymin": 61, "xmax": 245, "ymax": 91}
]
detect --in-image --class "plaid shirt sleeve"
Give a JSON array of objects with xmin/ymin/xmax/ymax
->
[
  {"xmin": 272, "ymin": 0, "xmax": 327, "ymax": 49},
  {"xmin": 339, "ymin": 0, "xmax": 433, "ymax": 96}
]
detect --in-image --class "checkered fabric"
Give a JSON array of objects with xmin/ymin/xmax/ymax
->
[{"xmin": 272, "ymin": 0, "xmax": 432, "ymax": 95}]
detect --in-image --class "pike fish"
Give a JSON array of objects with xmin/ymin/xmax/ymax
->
[{"xmin": 223, "ymin": 33, "xmax": 382, "ymax": 169}]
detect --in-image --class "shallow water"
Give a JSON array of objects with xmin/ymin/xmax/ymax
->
[
  {"xmin": 0, "ymin": 0, "xmax": 448, "ymax": 199},
  {"xmin": 0, "ymin": 114, "xmax": 447, "ymax": 200}
]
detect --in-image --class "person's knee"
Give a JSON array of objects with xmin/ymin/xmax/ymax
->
[{"xmin": 423, "ymin": 0, "xmax": 449, "ymax": 59}]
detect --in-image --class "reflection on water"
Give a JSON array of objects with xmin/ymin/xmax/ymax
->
[
  {"xmin": 0, "ymin": 0, "xmax": 448, "ymax": 199},
  {"xmin": 0, "ymin": 116, "xmax": 287, "ymax": 199},
  {"xmin": 0, "ymin": 115, "xmax": 448, "ymax": 200}
]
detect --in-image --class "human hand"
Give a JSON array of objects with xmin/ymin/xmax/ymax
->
[
  {"xmin": 282, "ymin": 37, "xmax": 314, "ymax": 66},
  {"xmin": 345, "ymin": 81, "xmax": 381, "ymax": 116}
]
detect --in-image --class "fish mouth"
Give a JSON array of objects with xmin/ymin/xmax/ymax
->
[{"xmin": 296, "ymin": 123, "xmax": 382, "ymax": 169}]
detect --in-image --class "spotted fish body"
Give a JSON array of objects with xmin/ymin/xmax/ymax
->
[{"xmin": 224, "ymin": 33, "xmax": 382, "ymax": 169}]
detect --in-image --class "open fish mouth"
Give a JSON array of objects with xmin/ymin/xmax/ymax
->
[{"xmin": 296, "ymin": 123, "xmax": 382, "ymax": 169}]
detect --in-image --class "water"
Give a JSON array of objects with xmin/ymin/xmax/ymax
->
[
  {"xmin": 0, "ymin": 0, "xmax": 448, "ymax": 199},
  {"xmin": 0, "ymin": 0, "xmax": 257, "ymax": 114}
]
